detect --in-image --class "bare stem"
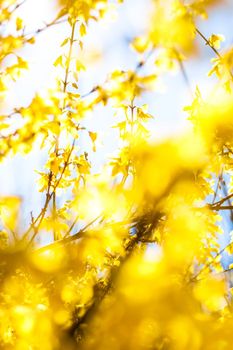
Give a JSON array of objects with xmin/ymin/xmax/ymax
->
[{"xmin": 196, "ymin": 27, "xmax": 233, "ymax": 80}]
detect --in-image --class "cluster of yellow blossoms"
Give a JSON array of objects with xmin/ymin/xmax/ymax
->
[{"xmin": 1, "ymin": 0, "xmax": 233, "ymax": 349}]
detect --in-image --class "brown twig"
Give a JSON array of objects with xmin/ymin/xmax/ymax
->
[
  {"xmin": 196, "ymin": 28, "xmax": 221, "ymax": 58},
  {"xmin": 190, "ymin": 241, "xmax": 232, "ymax": 283},
  {"xmin": 24, "ymin": 21, "xmax": 77, "ymax": 245},
  {"xmin": 173, "ymin": 48, "xmax": 193, "ymax": 98},
  {"xmin": 210, "ymin": 192, "xmax": 233, "ymax": 210},
  {"xmin": 24, "ymin": 17, "xmax": 67, "ymax": 38},
  {"xmin": 220, "ymin": 177, "xmax": 233, "ymax": 222},
  {"xmin": 63, "ymin": 214, "xmax": 79, "ymax": 238},
  {"xmin": 34, "ymin": 214, "xmax": 103, "ymax": 254},
  {"xmin": 23, "ymin": 141, "xmax": 75, "ymax": 245},
  {"xmin": 196, "ymin": 27, "xmax": 233, "ymax": 80}
]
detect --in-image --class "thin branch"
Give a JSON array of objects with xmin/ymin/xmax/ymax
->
[
  {"xmin": 81, "ymin": 86, "xmax": 99, "ymax": 99},
  {"xmin": 34, "ymin": 215, "xmax": 102, "ymax": 254},
  {"xmin": 173, "ymin": 48, "xmax": 193, "ymax": 97},
  {"xmin": 63, "ymin": 214, "xmax": 79, "ymax": 238},
  {"xmin": 24, "ymin": 17, "xmax": 67, "ymax": 38},
  {"xmin": 196, "ymin": 27, "xmax": 221, "ymax": 58},
  {"xmin": 62, "ymin": 21, "xmax": 76, "ymax": 96},
  {"xmin": 135, "ymin": 48, "xmax": 154, "ymax": 72},
  {"xmin": 24, "ymin": 22, "xmax": 77, "ymax": 245},
  {"xmin": 80, "ymin": 48, "xmax": 154, "ymax": 100},
  {"xmin": 196, "ymin": 27, "xmax": 233, "ymax": 80},
  {"xmin": 23, "ymin": 141, "xmax": 75, "ymax": 244},
  {"xmin": 220, "ymin": 267, "xmax": 233, "ymax": 275},
  {"xmin": 210, "ymin": 192, "xmax": 233, "ymax": 210},
  {"xmin": 10, "ymin": 0, "xmax": 27, "ymax": 15},
  {"xmin": 212, "ymin": 171, "xmax": 222, "ymax": 204},
  {"xmin": 212, "ymin": 205, "xmax": 233, "ymax": 211},
  {"xmin": 1, "ymin": 0, "xmax": 27, "ymax": 19},
  {"xmin": 190, "ymin": 240, "xmax": 233, "ymax": 283},
  {"xmin": 52, "ymin": 192, "xmax": 57, "ymax": 241},
  {"xmin": 220, "ymin": 177, "xmax": 233, "ymax": 222},
  {"xmin": 24, "ymin": 171, "xmax": 53, "ymax": 244}
]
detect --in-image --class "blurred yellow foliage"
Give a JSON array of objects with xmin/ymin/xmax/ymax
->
[{"xmin": 1, "ymin": 0, "xmax": 233, "ymax": 349}]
